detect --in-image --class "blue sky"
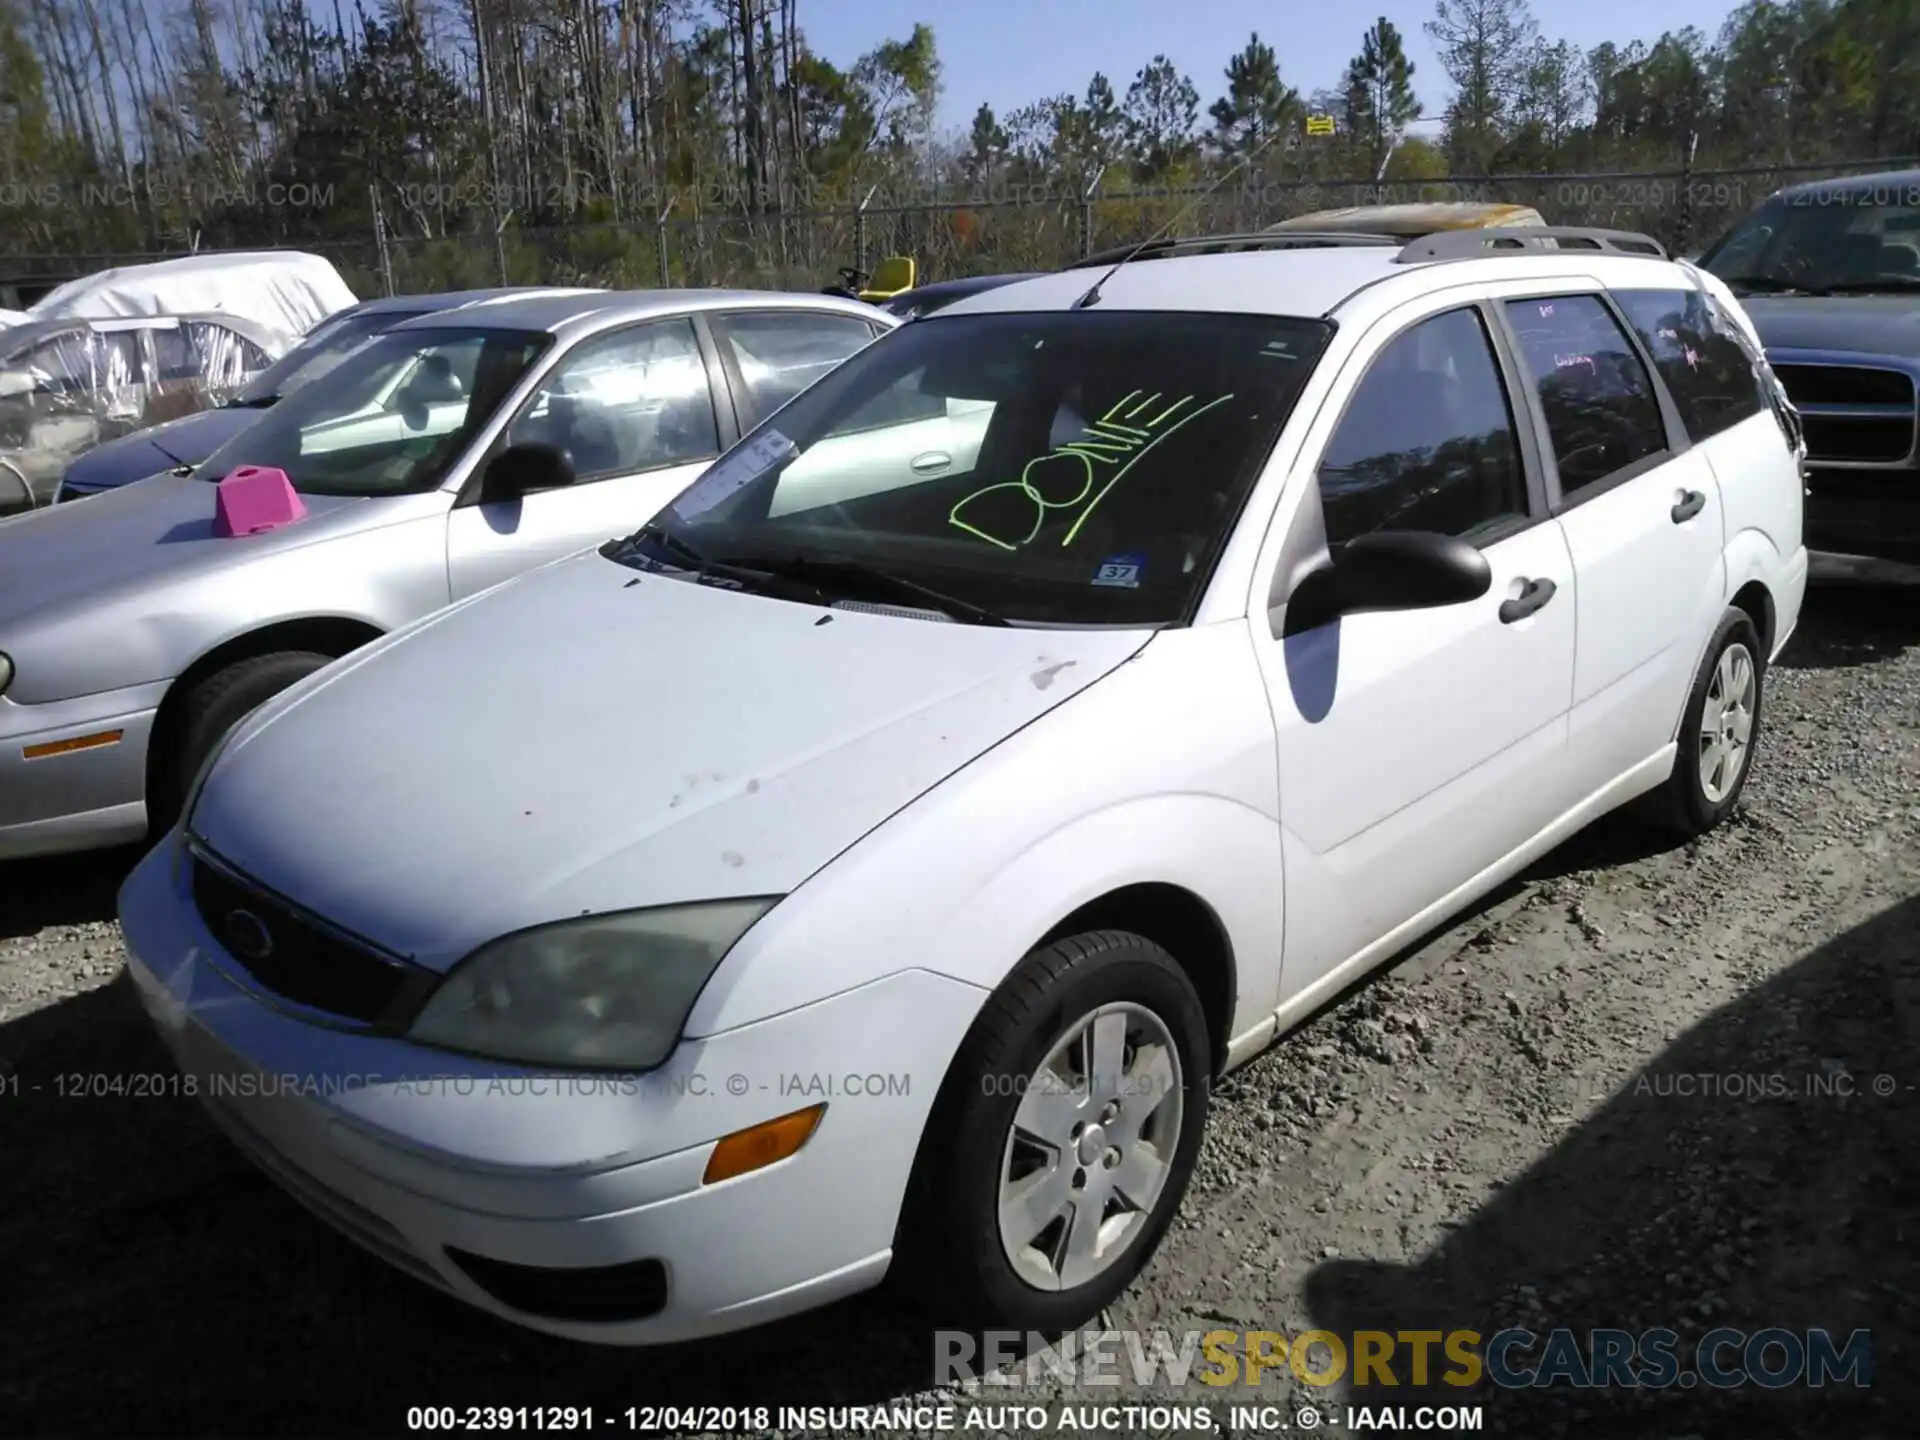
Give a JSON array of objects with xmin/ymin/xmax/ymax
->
[{"xmin": 800, "ymin": 0, "xmax": 1742, "ymax": 135}]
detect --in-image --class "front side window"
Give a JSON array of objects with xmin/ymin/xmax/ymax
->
[
  {"xmin": 717, "ymin": 312, "xmax": 877, "ymax": 417},
  {"xmin": 622, "ymin": 310, "xmax": 1333, "ymax": 626},
  {"xmin": 506, "ymin": 319, "xmax": 718, "ymax": 482},
  {"xmin": 1700, "ymin": 187, "xmax": 1920, "ymax": 296},
  {"xmin": 1502, "ymin": 294, "xmax": 1668, "ymax": 496},
  {"xmin": 196, "ymin": 326, "xmax": 549, "ymax": 497},
  {"xmin": 1316, "ymin": 307, "xmax": 1529, "ymax": 546},
  {"xmin": 1612, "ymin": 288, "xmax": 1766, "ymax": 443}
]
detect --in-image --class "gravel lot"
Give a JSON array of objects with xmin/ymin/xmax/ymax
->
[{"xmin": 2, "ymin": 583, "xmax": 1915, "ymax": 1440}]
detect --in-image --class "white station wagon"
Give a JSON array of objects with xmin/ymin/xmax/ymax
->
[{"xmin": 120, "ymin": 228, "xmax": 1808, "ymax": 1345}]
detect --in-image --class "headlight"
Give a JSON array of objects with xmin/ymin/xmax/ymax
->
[
  {"xmin": 0, "ymin": 651, "xmax": 12, "ymax": 698},
  {"xmin": 407, "ymin": 899, "xmax": 779, "ymax": 1070}
]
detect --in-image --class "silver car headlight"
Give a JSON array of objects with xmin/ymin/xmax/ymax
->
[
  {"xmin": 407, "ymin": 899, "xmax": 779, "ymax": 1070},
  {"xmin": 0, "ymin": 651, "xmax": 12, "ymax": 698}
]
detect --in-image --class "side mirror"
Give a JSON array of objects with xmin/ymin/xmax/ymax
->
[
  {"xmin": 1278, "ymin": 530, "xmax": 1493, "ymax": 638},
  {"xmin": 480, "ymin": 440, "xmax": 575, "ymax": 504},
  {"xmin": 0, "ymin": 369, "xmax": 38, "ymax": 399}
]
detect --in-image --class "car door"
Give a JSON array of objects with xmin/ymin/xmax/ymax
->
[
  {"xmin": 1253, "ymin": 300, "xmax": 1579, "ymax": 1000},
  {"xmin": 1494, "ymin": 289, "xmax": 1727, "ymax": 801},
  {"xmin": 445, "ymin": 315, "xmax": 727, "ymax": 599}
]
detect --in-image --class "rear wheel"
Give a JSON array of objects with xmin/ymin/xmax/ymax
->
[
  {"xmin": 149, "ymin": 650, "xmax": 333, "ymax": 837},
  {"xmin": 1636, "ymin": 609, "xmax": 1765, "ymax": 837},
  {"xmin": 899, "ymin": 930, "xmax": 1211, "ymax": 1333}
]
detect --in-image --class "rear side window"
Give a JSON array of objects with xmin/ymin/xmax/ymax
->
[
  {"xmin": 1502, "ymin": 294, "xmax": 1668, "ymax": 496},
  {"xmin": 1612, "ymin": 288, "xmax": 1766, "ymax": 443}
]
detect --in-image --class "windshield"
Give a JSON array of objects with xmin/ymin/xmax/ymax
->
[
  {"xmin": 232, "ymin": 307, "xmax": 426, "ymax": 405},
  {"xmin": 1699, "ymin": 187, "xmax": 1920, "ymax": 294},
  {"xmin": 618, "ymin": 310, "xmax": 1332, "ymax": 626},
  {"xmin": 197, "ymin": 325, "xmax": 550, "ymax": 497}
]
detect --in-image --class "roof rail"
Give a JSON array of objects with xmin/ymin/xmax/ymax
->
[
  {"xmin": 1066, "ymin": 231, "xmax": 1403, "ymax": 270},
  {"xmin": 1395, "ymin": 226, "xmax": 1668, "ymax": 263}
]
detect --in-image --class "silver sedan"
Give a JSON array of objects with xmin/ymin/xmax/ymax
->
[{"xmin": 0, "ymin": 288, "xmax": 896, "ymax": 860}]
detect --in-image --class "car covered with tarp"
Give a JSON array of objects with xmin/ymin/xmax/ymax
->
[{"xmin": 0, "ymin": 311, "xmax": 292, "ymax": 515}]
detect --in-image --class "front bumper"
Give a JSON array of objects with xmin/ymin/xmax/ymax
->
[
  {"xmin": 0, "ymin": 681, "xmax": 165, "ymax": 860},
  {"xmin": 117, "ymin": 835, "xmax": 985, "ymax": 1344},
  {"xmin": 1805, "ymin": 467, "xmax": 1920, "ymax": 572}
]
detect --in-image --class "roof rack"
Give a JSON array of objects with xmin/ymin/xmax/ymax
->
[
  {"xmin": 1066, "ymin": 231, "xmax": 1403, "ymax": 270},
  {"xmin": 1395, "ymin": 226, "xmax": 1668, "ymax": 263}
]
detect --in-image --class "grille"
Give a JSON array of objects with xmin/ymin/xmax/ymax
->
[
  {"xmin": 190, "ymin": 853, "xmax": 419, "ymax": 1026},
  {"xmin": 1771, "ymin": 364, "xmax": 1917, "ymax": 465},
  {"xmin": 445, "ymin": 1247, "xmax": 669, "ymax": 1323}
]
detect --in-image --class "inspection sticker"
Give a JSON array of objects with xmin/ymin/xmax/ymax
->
[
  {"xmin": 1092, "ymin": 554, "xmax": 1145, "ymax": 588},
  {"xmin": 671, "ymin": 428, "xmax": 797, "ymax": 520}
]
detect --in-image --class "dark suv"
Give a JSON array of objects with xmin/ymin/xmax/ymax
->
[{"xmin": 1697, "ymin": 168, "xmax": 1920, "ymax": 578}]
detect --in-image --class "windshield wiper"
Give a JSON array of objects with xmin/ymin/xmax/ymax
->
[
  {"xmin": 146, "ymin": 436, "xmax": 193, "ymax": 472},
  {"xmin": 742, "ymin": 552, "xmax": 1009, "ymax": 626},
  {"xmin": 1807, "ymin": 277, "xmax": 1920, "ymax": 294},
  {"xmin": 605, "ymin": 523, "xmax": 821, "ymax": 600},
  {"xmin": 222, "ymin": 393, "xmax": 280, "ymax": 410},
  {"xmin": 1716, "ymin": 274, "xmax": 1820, "ymax": 295}
]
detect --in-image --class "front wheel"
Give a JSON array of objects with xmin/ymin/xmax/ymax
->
[
  {"xmin": 149, "ymin": 650, "xmax": 334, "ymax": 836},
  {"xmin": 900, "ymin": 930, "xmax": 1211, "ymax": 1333}
]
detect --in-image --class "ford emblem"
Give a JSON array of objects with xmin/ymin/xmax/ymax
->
[{"xmin": 224, "ymin": 909, "xmax": 274, "ymax": 961}]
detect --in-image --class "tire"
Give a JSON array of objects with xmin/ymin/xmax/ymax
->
[
  {"xmin": 897, "ymin": 930, "xmax": 1212, "ymax": 1335},
  {"xmin": 1636, "ymin": 608, "xmax": 1765, "ymax": 837},
  {"xmin": 149, "ymin": 650, "xmax": 333, "ymax": 836}
]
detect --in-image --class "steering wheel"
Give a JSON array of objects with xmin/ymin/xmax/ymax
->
[{"xmin": 838, "ymin": 266, "xmax": 870, "ymax": 291}]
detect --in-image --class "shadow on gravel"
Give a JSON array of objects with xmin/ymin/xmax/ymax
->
[
  {"xmin": 1776, "ymin": 582, "xmax": 1915, "ymax": 672},
  {"xmin": 1304, "ymin": 893, "xmax": 1920, "ymax": 1438},
  {"xmin": 0, "ymin": 845, "xmax": 143, "ymax": 940},
  {"xmin": 1519, "ymin": 810, "xmax": 1691, "ymax": 883},
  {"xmin": 0, "ymin": 977, "xmax": 936, "ymax": 1438}
]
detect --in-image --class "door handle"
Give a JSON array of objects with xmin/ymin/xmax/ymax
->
[
  {"xmin": 1498, "ymin": 576, "xmax": 1557, "ymax": 624},
  {"xmin": 910, "ymin": 451, "xmax": 951, "ymax": 474},
  {"xmin": 1671, "ymin": 489, "xmax": 1706, "ymax": 523}
]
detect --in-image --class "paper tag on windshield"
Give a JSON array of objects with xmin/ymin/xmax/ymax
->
[{"xmin": 671, "ymin": 428, "xmax": 798, "ymax": 521}]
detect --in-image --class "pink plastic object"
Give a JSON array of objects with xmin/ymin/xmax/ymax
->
[{"xmin": 212, "ymin": 465, "xmax": 307, "ymax": 537}]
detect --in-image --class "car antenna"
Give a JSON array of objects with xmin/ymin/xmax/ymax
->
[{"xmin": 1072, "ymin": 124, "xmax": 1298, "ymax": 311}]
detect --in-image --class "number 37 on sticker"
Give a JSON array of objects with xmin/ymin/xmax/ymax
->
[{"xmin": 1093, "ymin": 554, "xmax": 1144, "ymax": 588}]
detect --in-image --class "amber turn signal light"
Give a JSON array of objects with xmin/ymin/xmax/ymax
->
[{"xmin": 702, "ymin": 1104, "xmax": 826, "ymax": 1185}]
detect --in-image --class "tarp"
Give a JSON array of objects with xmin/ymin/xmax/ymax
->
[
  {"xmin": 28, "ymin": 251, "xmax": 357, "ymax": 335},
  {"xmin": 1269, "ymin": 203, "xmax": 1548, "ymax": 236}
]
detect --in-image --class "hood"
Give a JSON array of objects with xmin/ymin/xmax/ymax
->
[
  {"xmin": 61, "ymin": 407, "xmax": 259, "ymax": 492},
  {"xmin": 1740, "ymin": 295, "xmax": 1920, "ymax": 360},
  {"xmin": 0, "ymin": 471, "xmax": 378, "ymax": 673},
  {"xmin": 192, "ymin": 552, "xmax": 1149, "ymax": 972}
]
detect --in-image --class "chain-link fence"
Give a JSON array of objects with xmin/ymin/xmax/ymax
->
[{"xmin": 7, "ymin": 155, "xmax": 1916, "ymax": 302}]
